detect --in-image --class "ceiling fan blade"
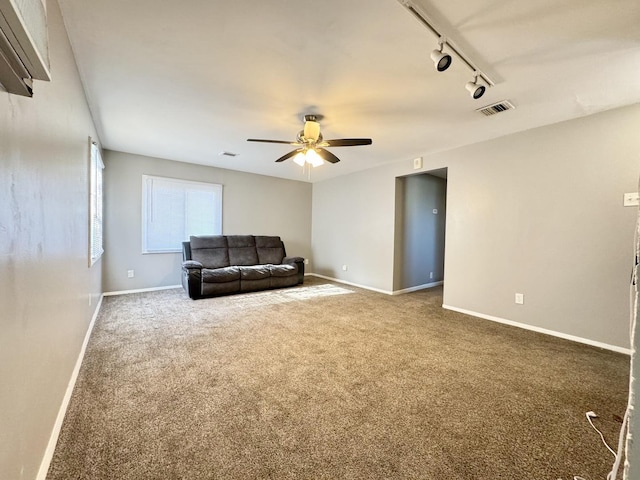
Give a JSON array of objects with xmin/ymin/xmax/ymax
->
[
  {"xmin": 247, "ymin": 138, "xmax": 300, "ymax": 145},
  {"xmin": 316, "ymin": 148, "xmax": 341, "ymax": 164},
  {"xmin": 324, "ymin": 138, "xmax": 372, "ymax": 147},
  {"xmin": 275, "ymin": 149, "xmax": 302, "ymax": 163}
]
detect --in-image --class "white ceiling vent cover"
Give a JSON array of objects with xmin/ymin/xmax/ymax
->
[
  {"xmin": 0, "ymin": 0, "xmax": 50, "ymax": 97},
  {"xmin": 477, "ymin": 100, "xmax": 515, "ymax": 116}
]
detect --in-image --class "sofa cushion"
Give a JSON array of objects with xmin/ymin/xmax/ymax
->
[
  {"xmin": 190, "ymin": 236, "xmax": 230, "ymax": 269},
  {"xmin": 190, "ymin": 235, "xmax": 227, "ymax": 249},
  {"xmin": 269, "ymin": 264, "xmax": 298, "ymax": 277},
  {"xmin": 255, "ymin": 236, "xmax": 285, "ymax": 265},
  {"xmin": 239, "ymin": 265, "xmax": 271, "ymax": 281},
  {"xmin": 202, "ymin": 266, "xmax": 240, "ymax": 283},
  {"xmin": 227, "ymin": 235, "xmax": 259, "ymax": 266}
]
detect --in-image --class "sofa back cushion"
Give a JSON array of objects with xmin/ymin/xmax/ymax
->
[
  {"xmin": 255, "ymin": 235, "xmax": 286, "ymax": 265},
  {"xmin": 227, "ymin": 235, "xmax": 259, "ymax": 266},
  {"xmin": 190, "ymin": 235, "xmax": 230, "ymax": 269}
]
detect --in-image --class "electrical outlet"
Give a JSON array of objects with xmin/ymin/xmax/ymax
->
[
  {"xmin": 342, "ymin": 265, "xmax": 348, "ymax": 271},
  {"xmin": 429, "ymin": 272, "xmax": 434, "ymax": 279},
  {"xmin": 127, "ymin": 270, "xmax": 134, "ymax": 278},
  {"xmin": 515, "ymin": 293, "xmax": 524, "ymax": 305},
  {"xmin": 304, "ymin": 258, "xmax": 309, "ymax": 265}
]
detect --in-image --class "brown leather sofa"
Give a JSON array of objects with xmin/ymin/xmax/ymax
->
[{"xmin": 181, "ymin": 235, "xmax": 304, "ymax": 299}]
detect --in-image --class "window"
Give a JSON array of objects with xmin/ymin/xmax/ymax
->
[
  {"xmin": 89, "ymin": 140, "xmax": 104, "ymax": 266},
  {"xmin": 142, "ymin": 175, "xmax": 222, "ymax": 254}
]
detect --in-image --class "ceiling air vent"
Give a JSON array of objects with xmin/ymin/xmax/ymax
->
[{"xmin": 477, "ymin": 100, "xmax": 515, "ymax": 117}]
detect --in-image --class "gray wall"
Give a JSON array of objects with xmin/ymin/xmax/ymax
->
[
  {"xmin": 441, "ymin": 106, "xmax": 637, "ymax": 349},
  {"xmin": 103, "ymin": 151, "xmax": 312, "ymax": 292},
  {"xmin": 312, "ymin": 167, "xmax": 397, "ymax": 291},
  {"xmin": 0, "ymin": 1, "xmax": 102, "ymax": 478},
  {"xmin": 312, "ymin": 104, "xmax": 640, "ymax": 349},
  {"xmin": 394, "ymin": 173, "xmax": 447, "ymax": 291}
]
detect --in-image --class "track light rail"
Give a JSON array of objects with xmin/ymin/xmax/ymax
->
[{"xmin": 399, "ymin": 0, "xmax": 496, "ymax": 87}]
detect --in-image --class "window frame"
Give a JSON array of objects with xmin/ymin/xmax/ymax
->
[{"xmin": 88, "ymin": 138, "xmax": 104, "ymax": 267}]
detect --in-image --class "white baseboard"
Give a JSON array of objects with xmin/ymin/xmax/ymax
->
[
  {"xmin": 36, "ymin": 295, "xmax": 104, "ymax": 480},
  {"xmin": 307, "ymin": 273, "xmax": 393, "ymax": 295},
  {"xmin": 392, "ymin": 281, "xmax": 443, "ymax": 295},
  {"xmin": 306, "ymin": 274, "xmax": 444, "ymax": 296},
  {"xmin": 103, "ymin": 284, "xmax": 182, "ymax": 296},
  {"xmin": 442, "ymin": 304, "xmax": 631, "ymax": 355}
]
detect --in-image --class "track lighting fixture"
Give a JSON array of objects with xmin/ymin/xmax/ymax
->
[
  {"xmin": 430, "ymin": 39, "xmax": 451, "ymax": 72},
  {"xmin": 465, "ymin": 74, "xmax": 486, "ymax": 100},
  {"xmin": 398, "ymin": 0, "xmax": 496, "ymax": 99}
]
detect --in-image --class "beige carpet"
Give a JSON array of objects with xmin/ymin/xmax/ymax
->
[{"xmin": 47, "ymin": 277, "xmax": 629, "ymax": 479}]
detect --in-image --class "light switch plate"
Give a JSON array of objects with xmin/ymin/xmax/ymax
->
[
  {"xmin": 623, "ymin": 192, "xmax": 639, "ymax": 207},
  {"xmin": 413, "ymin": 157, "xmax": 423, "ymax": 169}
]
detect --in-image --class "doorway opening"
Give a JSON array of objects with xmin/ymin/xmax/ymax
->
[{"xmin": 393, "ymin": 168, "xmax": 448, "ymax": 293}]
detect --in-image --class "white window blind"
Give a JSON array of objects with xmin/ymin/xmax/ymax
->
[
  {"xmin": 142, "ymin": 175, "xmax": 222, "ymax": 253},
  {"xmin": 89, "ymin": 140, "xmax": 104, "ymax": 266}
]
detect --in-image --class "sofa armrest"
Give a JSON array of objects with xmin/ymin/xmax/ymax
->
[
  {"xmin": 183, "ymin": 260, "xmax": 203, "ymax": 270},
  {"xmin": 283, "ymin": 256, "xmax": 305, "ymax": 284},
  {"xmin": 182, "ymin": 261, "xmax": 203, "ymax": 299},
  {"xmin": 283, "ymin": 256, "xmax": 304, "ymax": 264}
]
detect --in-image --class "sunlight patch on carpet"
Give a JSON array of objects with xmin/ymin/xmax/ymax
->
[
  {"xmin": 286, "ymin": 283, "xmax": 354, "ymax": 299},
  {"xmin": 239, "ymin": 283, "xmax": 355, "ymax": 307}
]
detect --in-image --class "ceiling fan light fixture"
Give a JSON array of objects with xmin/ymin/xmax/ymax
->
[
  {"xmin": 303, "ymin": 120, "xmax": 321, "ymax": 142},
  {"xmin": 306, "ymin": 149, "xmax": 324, "ymax": 167},
  {"xmin": 293, "ymin": 152, "xmax": 306, "ymax": 166},
  {"xmin": 292, "ymin": 149, "xmax": 324, "ymax": 167}
]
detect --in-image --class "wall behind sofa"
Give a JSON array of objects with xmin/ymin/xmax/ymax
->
[
  {"xmin": 0, "ymin": 1, "xmax": 102, "ymax": 478},
  {"xmin": 103, "ymin": 151, "xmax": 312, "ymax": 292}
]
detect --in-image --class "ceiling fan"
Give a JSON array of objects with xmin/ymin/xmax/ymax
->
[{"xmin": 247, "ymin": 114, "xmax": 372, "ymax": 167}]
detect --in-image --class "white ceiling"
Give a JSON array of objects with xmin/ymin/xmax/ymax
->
[{"xmin": 57, "ymin": 0, "xmax": 640, "ymax": 183}]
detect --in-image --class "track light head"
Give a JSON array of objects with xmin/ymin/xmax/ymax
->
[
  {"xmin": 465, "ymin": 75, "xmax": 486, "ymax": 99},
  {"xmin": 431, "ymin": 49, "xmax": 452, "ymax": 71},
  {"xmin": 430, "ymin": 40, "xmax": 451, "ymax": 72}
]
